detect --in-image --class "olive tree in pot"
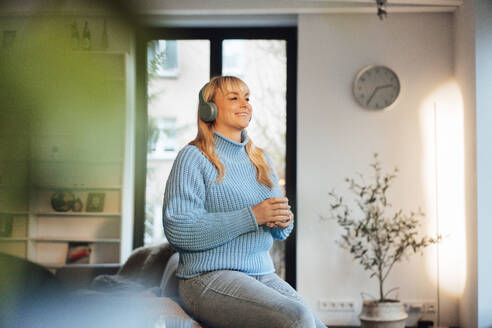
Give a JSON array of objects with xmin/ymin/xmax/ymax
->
[{"xmin": 325, "ymin": 154, "xmax": 441, "ymax": 328}]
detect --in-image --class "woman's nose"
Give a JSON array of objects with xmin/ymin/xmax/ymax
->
[{"xmin": 240, "ymin": 98, "xmax": 250, "ymax": 107}]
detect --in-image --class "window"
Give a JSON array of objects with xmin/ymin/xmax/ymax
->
[
  {"xmin": 222, "ymin": 40, "xmax": 244, "ymax": 76},
  {"xmin": 148, "ymin": 117, "xmax": 178, "ymax": 159},
  {"xmin": 144, "ymin": 39, "xmax": 210, "ymax": 247},
  {"xmin": 147, "ymin": 40, "xmax": 179, "ymax": 78},
  {"xmin": 137, "ymin": 28, "xmax": 297, "ymax": 286}
]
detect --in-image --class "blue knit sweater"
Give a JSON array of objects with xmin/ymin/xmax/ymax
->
[{"xmin": 162, "ymin": 130, "xmax": 293, "ymax": 278}]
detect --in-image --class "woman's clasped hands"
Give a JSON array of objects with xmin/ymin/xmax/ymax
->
[{"xmin": 252, "ymin": 197, "xmax": 293, "ymax": 229}]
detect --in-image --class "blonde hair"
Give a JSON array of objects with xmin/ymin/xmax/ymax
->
[{"xmin": 188, "ymin": 76, "xmax": 274, "ymax": 189}]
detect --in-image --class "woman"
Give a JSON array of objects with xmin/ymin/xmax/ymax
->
[{"xmin": 163, "ymin": 76, "xmax": 325, "ymax": 328}]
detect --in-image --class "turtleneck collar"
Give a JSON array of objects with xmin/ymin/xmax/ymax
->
[{"xmin": 214, "ymin": 130, "xmax": 248, "ymax": 157}]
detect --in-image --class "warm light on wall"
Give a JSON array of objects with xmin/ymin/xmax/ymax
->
[{"xmin": 420, "ymin": 80, "xmax": 467, "ymax": 300}]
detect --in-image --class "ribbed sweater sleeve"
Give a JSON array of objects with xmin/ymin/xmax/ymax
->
[
  {"xmin": 269, "ymin": 218, "xmax": 294, "ymax": 240},
  {"xmin": 264, "ymin": 154, "xmax": 294, "ymax": 241},
  {"xmin": 163, "ymin": 146, "xmax": 259, "ymax": 252}
]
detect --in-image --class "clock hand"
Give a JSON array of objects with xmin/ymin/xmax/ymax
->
[
  {"xmin": 366, "ymin": 84, "xmax": 395, "ymax": 106},
  {"xmin": 366, "ymin": 87, "xmax": 378, "ymax": 106}
]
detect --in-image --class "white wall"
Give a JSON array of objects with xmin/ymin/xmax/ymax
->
[
  {"xmin": 297, "ymin": 13, "xmax": 460, "ymax": 326},
  {"xmin": 454, "ymin": 0, "xmax": 477, "ymax": 327},
  {"xmin": 474, "ymin": 1, "xmax": 492, "ymax": 327}
]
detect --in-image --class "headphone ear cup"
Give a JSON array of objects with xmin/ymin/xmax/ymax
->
[
  {"xmin": 198, "ymin": 86, "xmax": 218, "ymax": 122},
  {"xmin": 203, "ymin": 102, "xmax": 218, "ymax": 122}
]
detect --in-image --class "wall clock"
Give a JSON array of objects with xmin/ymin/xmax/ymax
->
[{"xmin": 353, "ymin": 65, "xmax": 400, "ymax": 110}]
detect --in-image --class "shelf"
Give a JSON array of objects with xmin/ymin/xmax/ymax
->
[
  {"xmin": 0, "ymin": 211, "xmax": 29, "ymax": 215},
  {"xmin": 31, "ymin": 238, "xmax": 120, "ymax": 243},
  {"xmin": 31, "ymin": 185, "xmax": 122, "ymax": 191},
  {"xmin": 0, "ymin": 237, "xmax": 29, "ymax": 242},
  {"xmin": 34, "ymin": 212, "xmax": 121, "ymax": 217},
  {"xmin": 0, "ymin": 185, "xmax": 30, "ymax": 189},
  {"xmin": 30, "ymin": 159, "xmax": 123, "ymax": 164}
]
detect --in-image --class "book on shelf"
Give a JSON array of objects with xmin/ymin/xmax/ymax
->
[{"xmin": 66, "ymin": 241, "xmax": 93, "ymax": 264}]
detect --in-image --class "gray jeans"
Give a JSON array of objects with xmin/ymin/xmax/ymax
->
[{"xmin": 178, "ymin": 270, "xmax": 326, "ymax": 328}]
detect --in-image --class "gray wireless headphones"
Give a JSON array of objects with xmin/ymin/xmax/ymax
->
[
  {"xmin": 199, "ymin": 85, "xmax": 218, "ymax": 122},
  {"xmin": 198, "ymin": 82, "xmax": 252, "ymax": 123}
]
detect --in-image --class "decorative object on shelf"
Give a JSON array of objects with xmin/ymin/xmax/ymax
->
[
  {"xmin": 82, "ymin": 20, "xmax": 91, "ymax": 50},
  {"xmin": 376, "ymin": 0, "xmax": 388, "ymax": 20},
  {"xmin": 72, "ymin": 198, "xmax": 83, "ymax": 212},
  {"xmin": 66, "ymin": 242, "xmax": 92, "ymax": 264},
  {"xmin": 70, "ymin": 21, "xmax": 80, "ymax": 50},
  {"xmin": 86, "ymin": 192, "xmax": 105, "ymax": 212},
  {"xmin": 322, "ymin": 153, "xmax": 442, "ymax": 328},
  {"xmin": 0, "ymin": 214, "xmax": 13, "ymax": 237},
  {"xmin": 101, "ymin": 18, "xmax": 108, "ymax": 50},
  {"xmin": 50, "ymin": 191, "xmax": 76, "ymax": 212},
  {"xmin": 353, "ymin": 65, "xmax": 400, "ymax": 111}
]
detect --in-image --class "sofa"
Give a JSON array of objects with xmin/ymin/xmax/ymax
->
[{"xmin": 0, "ymin": 243, "xmax": 202, "ymax": 328}]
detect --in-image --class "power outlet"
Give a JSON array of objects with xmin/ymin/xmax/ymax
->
[
  {"xmin": 318, "ymin": 299, "xmax": 355, "ymax": 312},
  {"xmin": 402, "ymin": 301, "xmax": 437, "ymax": 315},
  {"xmin": 403, "ymin": 302, "xmax": 424, "ymax": 314},
  {"xmin": 423, "ymin": 302, "xmax": 437, "ymax": 314}
]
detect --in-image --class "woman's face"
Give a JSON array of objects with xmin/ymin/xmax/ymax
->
[{"xmin": 213, "ymin": 83, "xmax": 252, "ymax": 132}]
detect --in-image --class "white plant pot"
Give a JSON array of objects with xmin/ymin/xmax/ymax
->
[{"xmin": 359, "ymin": 300, "xmax": 408, "ymax": 328}]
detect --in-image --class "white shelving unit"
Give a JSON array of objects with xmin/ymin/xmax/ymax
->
[
  {"xmin": 0, "ymin": 47, "xmax": 131, "ymax": 269},
  {"xmin": 25, "ymin": 183, "xmax": 123, "ymax": 267}
]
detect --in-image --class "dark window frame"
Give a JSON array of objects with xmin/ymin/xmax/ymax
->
[{"xmin": 135, "ymin": 27, "xmax": 298, "ymax": 288}]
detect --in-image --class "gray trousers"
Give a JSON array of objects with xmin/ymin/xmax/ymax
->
[{"xmin": 178, "ymin": 270, "xmax": 326, "ymax": 328}]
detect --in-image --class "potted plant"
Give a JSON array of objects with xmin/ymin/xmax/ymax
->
[{"xmin": 325, "ymin": 154, "xmax": 441, "ymax": 328}]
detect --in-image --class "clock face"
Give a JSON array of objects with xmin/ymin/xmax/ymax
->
[{"xmin": 353, "ymin": 65, "xmax": 400, "ymax": 110}]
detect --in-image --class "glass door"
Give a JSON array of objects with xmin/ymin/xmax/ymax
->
[
  {"xmin": 138, "ymin": 28, "xmax": 296, "ymax": 285},
  {"xmin": 222, "ymin": 39, "xmax": 288, "ymax": 278}
]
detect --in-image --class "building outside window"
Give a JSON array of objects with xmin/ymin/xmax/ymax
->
[{"xmin": 148, "ymin": 117, "xmax": 178, "ymax": 159}]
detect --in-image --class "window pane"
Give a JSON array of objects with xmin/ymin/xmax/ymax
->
[
  {"xmin": 146, "ymin": 40, "xmax": 210, "ymax": 246},
  {"xmin": 223, "ymin": 39, "xmax": 287, "ymax": 279},
  {"xmin": 148, "ymin": 40, "xmax": 180, "ymax": 78}
]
